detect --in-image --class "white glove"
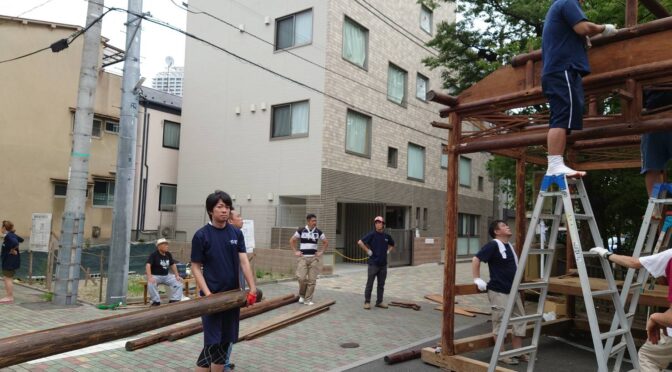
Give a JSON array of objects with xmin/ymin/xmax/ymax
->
[
  {"xmin": 474, "ymin": 278, "xmax": 487, "ymax": 292},
  {"xmin": 367, "ymin": 249, "xmax": 373, "ymax": 257},
  {"xmin": 589, "ymin": 247, "xmax": 612, "ymax": 259},
  {"xmin": 601, "ymin": 24, "xmax": 617, "ymax": 37}
]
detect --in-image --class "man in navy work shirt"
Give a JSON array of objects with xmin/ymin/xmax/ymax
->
[
  {"xmin": 472, "ymin": 220, "xmax": 526, "ymax": 365},
  {"xmin": 290, "ymin": 213, "xmax": 328, "ymax": 306},
  {"xmin": 358, "ymin": 216, "xmax": 395, "ymax": 310},
  {"xmin": 542, "ymin": 0, "xmax": 616, "ymax": 177},
  {"xmin": 191, "ymin": 190, "xmax": 257, "ymax": 372}
]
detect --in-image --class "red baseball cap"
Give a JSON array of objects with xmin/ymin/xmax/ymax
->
[{"xmin": 374, "ymin": 216, "xmax": 385, "ymax": 224}]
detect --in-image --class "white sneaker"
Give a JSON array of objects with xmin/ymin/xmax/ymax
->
[
  {"xmin": 305, "ymin": 301, "xmax": 314, "ymax": 306},
  {"xmin": 298, "ymin": 296, "xmax": 304, "ymax": 304}
]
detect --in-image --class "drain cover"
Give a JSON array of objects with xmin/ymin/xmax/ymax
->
[{"xmin": 340, "ymin": 342, "xmax": 360, "ymax": 348}]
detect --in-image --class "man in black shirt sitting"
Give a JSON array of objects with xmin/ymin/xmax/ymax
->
[{"xmin": 146, "ymin": 238, "xmax": 183, "ymax": 306}]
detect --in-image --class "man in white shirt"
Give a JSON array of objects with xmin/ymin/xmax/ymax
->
[{"xmin": 590, "ymin": 247, "xmax": 672, "ymax": 371}]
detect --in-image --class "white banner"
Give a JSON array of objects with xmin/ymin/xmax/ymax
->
[
  {"xmin": 241, "ymin": 219, "xmax": 255, "ymax": 253},
  {"xmin": 30, "ymin": 213, "xmax": 52, "ymax": 252}
]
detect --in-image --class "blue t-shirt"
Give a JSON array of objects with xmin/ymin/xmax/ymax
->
[
  {"xmin": 191, "ymin": 223, "xmax": 246, "ymax": 293},
  {"xmin": 541, "ymin": 0, "xmax": 590, "ymax": 76},
  {"xmin": 1, "ymin": 232, "xmax": 21, "ymax": 271},
  {"xmin": 475, "ymin": 240, "xmax": 518, "ymax": 294},
  {"xmin": 361, "ymin": 230, "xmax": 395, "ymax": 266}
]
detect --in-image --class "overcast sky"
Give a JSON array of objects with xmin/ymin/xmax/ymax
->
[{"xmin": 0, "ymin": 0, "xmax": 187, "ymax": 86}]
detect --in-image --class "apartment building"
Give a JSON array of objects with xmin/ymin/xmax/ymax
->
[
  {"xmin": 0, "ymin": 16, "xmax": 181, "ymax": 243},
  {"xmin": 151, "ymin": 66, "xmax": 184, "ymax": 96},
  {"xmin": 177, "ymin": 0, "xmax": 494, "ymax": 263}
]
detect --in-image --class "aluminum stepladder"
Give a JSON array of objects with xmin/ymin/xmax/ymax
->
[
  {"xmin": 604, "ymin": 183, "xmax": 672, "ymax": 372},
  {"xmin": 486, "ymin": 174, "xmax": 638, "ymax": 372}
]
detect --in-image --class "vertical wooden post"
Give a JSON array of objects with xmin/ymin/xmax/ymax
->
[
  {"xmin": 525, "ymin": 60, "xmax": 534, "ymax": 90},
  {"xmin": 441, "ymin": 112, "xmax": 461, "ymax": 356},
  {"xmin": 588, "ymin": 95, "xmax": 598, "ymax": 116},
  {"xmin": 626, "ymin": 0, "xmax": 638, "ymax": 27},
  {"xmin": 515, "ymin": 156, "xmax": 526, "ymax": 257}
]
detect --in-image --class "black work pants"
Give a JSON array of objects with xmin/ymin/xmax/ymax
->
[{"xmin": 364, "ymin": 264, "xmax": 387, "ymax": 304}]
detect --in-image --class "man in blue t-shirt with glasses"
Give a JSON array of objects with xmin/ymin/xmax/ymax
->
[{"xmin": 542, "ymin": 0, "xmax": 617, "ymax": 177}]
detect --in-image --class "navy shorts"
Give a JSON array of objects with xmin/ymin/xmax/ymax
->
[
  {"xmin": 542, "ymin": 69, "xmax": 585, "ymax": 132},
  {"xmin": 641, "ymin": 132, "xmax": 672, "ymax": 173},
  {"xmin": 202, "ymin": 308, "xmax": 240, "ymax": 345}
]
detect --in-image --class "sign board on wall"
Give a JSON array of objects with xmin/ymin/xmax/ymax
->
[
  {"xmin": 30, "ymin": 213, "xmax": 52, "ymax": 252},
  {"xmin": 241, "ymin": 219, "xmax": 255, "ymax": 253}
]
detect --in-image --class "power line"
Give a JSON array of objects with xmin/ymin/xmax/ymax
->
[
  {"xmin": 169, "ymin": 1, "xmax": 441, "ymax": 121},
  {"xmin": 0, "ymin": 9, "xmax": 113, "ymax": 65},
  {"xmin": 353, "ymin": 0, "xmax": 439, "ymax": 57},
  {"xmin": 0, "ymin": 0, "xmax": 58, "ymax": 26},
  {"xmin": 108, "ymin": 6, "xmax": 445, "ymax": 141}
]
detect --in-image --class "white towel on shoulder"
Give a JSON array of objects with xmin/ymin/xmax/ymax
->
[{"xmin": 494, "ymin": 239, "xmax": 518, "ymax": 267}]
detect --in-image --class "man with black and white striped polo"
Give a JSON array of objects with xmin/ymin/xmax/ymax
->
[{"xmin": 290, "ymin": 213, "xmax": 329, "ymax": 306}]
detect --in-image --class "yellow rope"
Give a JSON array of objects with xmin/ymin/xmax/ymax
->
[{"xmin": 332, "ymin": 249, "xmax": 369, "ymax": 262}]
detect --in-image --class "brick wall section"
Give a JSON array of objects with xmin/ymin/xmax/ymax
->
[{"xmin": 412, "ymin": 237, "xmax": 442, "ymax": 266}]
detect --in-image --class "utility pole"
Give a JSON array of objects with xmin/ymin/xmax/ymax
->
[
  {"xmin": 53, "ymin": 0, "xmax": 105, "ymax": 305},
  {"xmin": 106, "ymin": 0, "xmax": 143, "ymax": 305}
]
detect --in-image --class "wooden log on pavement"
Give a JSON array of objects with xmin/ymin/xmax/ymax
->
[
  {"xmin": 384, "ymin": 348, "xmax": 422, "ymax": 364},
  {"xmin": 238, "ymin": 300, "xmax": 335, "ymax": 341},
  {"xmin": 0, "ymin": 290, "xmax": 248, "ymax": 368},
  {"xmin": 126, "ymin": 294, "xmax": 298, "ymax": 350},
  {"xmin": 164, "ymin": 294, "xmax": 299, "ymax": 343}
]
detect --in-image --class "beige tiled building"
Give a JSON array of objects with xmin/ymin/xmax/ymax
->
[
  {"xmin": 0, "ymin": 16, "xmax": 182, "ymax": 243},
  {"xmin": 178, "ymin": 0, "xmax": 494, "ymax": 263}
]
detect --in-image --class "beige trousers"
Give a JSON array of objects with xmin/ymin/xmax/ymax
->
[
  {"xmin": 488, "ymin": 290, "xmax": 527, "ymax": 337},
  {"xmin": 637, "ymin": 333, "xmax": 672, "ymax": 372},
  {"xmin": 296, "ymin": 256, "xmax": 320, "ymax": 302}
]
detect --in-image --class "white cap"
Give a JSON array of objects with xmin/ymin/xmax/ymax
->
[{"xmin": 156, "ymin": 238, "xmax": 169, "ymax": 247}]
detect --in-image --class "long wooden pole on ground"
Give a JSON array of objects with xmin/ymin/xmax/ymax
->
[
  {"xmin": 125, "ymin": 294, "xmax": 298, "ymax": 350},
  {"xmin": 0, "ymin": 290, "xmax": 248, "ymax": 368}
]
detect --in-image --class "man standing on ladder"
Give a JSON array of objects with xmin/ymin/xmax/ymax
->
[
  {"xmin": 590, "ymin": 247, "xmax": 672, "ymax": 371},
  {"xmin": 542, "ymin": 0, "xmax": 616, "ymax": 177},
  {"xmin": 472, "ymin": 220, "xmax": 528, "ymax": 365}
]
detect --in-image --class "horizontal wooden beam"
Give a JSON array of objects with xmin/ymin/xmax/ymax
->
[
  {"xmin": 569, "ymin": 160, "xmax": 641, "ymax": 170},
  {"xmin": 510, "ymin": 16, "xmax": 672, "ymax": 67},
  {"xmin": 548, "ymin": 279, "xmax": 670, "ymax": 307},
  {"xmin": 453, "ymin": 118, "xmax": 672, "ymax": 154},
  {"xmin": 570, "ymin": 135, "xmax": 640, "ymax": 150},
  {"xmin": 421, "ymin": 349, "xmax": 516, "ymax": 372},
  {"xmin": 427, "ymin": 90, "xmax": 459, "ymax": 106},
  {"xmin": 432, "ymin": 121, "xmax": 453, "ymax": 130}
]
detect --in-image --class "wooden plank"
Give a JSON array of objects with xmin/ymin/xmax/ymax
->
[
  {"xmin": 238, "ymin": 300, "xmax": 335, "ymax": 341},
  {"xmin": 424, "ymin": 294, "xmax": 443, "ymax": 304},
  {"xmin": 435, "ymin": 305, "xmax": 476, "ymax": 317},
  {"xmin": 421, "ymin": 348, "xmax": 516, "ymax": 372},
  {"xmin": 453, "ymin": 318, "xmax": 571, "ymax": 354},
  {"xmin": 548, "ymin": 276, "xmax": 670, "ymax": 307}
]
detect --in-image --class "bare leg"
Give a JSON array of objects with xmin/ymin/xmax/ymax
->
[
  {"xmin": 3, "ymin": 276, "xmax": 13, "ymax": 299},
  {"xmin": 645, "ymin": 170, "xmax": 665, "ymax": 197}
]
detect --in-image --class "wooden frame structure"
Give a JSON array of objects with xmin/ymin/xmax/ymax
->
[{"xmin": 425, "ymin": 2, "xmax": 672, "ymax": 369}]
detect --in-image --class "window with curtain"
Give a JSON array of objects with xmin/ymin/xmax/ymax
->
[
  {"xmin": 457, "ymin": 213, "xmax": 480, "ymax": 255},
  {"xmin": 387, "ymin": 64, "xmax": 407, "ymax": 106},
  {"xmin": 416, "ymin": 73, "xmax": 429, "ymax": 101},
  {"xmin": 407, "ymin": 143, "xmax": 425, "ymax": 181},
  {"xmin": 271, "ymin": 101, "xmax": 310, "ymax": 138},
  {"xmin": 163, "ymin": 121, "xmax": 181, "ymax": 149},
  {"xmin": 459, "ymin": 156, "xmax": 472, "ymax": 187},
  {"xmin": 275, "ymin": 9, "xmax": 313, "ymax": 50},
  {"xmin": 159, "ymin": 184, "xmax": 177, "ymax": 212},
  {"xmin": 420, "ymin": 5, "xmax": 433, "ymax": 34},
  {"xmin": 342, "ymin": 17, "xmax": 368, "ymax": 68},
  {"xmin": 93, "ymin": 180, "xmax": 115, "ymax": 207},
  {"xmin": 440, "ymin": 151, "xmax": 448, "ymax": 169},
  {"xmin": 345, "ymin": 110, "xmax": 371, "ymax": 157}
]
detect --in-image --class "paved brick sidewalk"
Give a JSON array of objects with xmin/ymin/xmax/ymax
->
[{"xmin": 0, "ymin": 262, "xmax": 491, "ymax": 371}]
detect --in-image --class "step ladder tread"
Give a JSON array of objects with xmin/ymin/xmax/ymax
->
[
  {"xmin": 519, "ymin": 281, "xmax": 548, "ymax": 290},
  {"xmin": 510, "ymin": 313, "xmax": 544, "ymax": 323},
  {"xmin": 591, "ymin": 289, "xmax": 618, "ymax": 297},
  {"xmin": 609, "ymin": 341, "xmax": 627, "ymax": 356},
  {"xmin": 529, "ymin": 249, "xmax": 555, "ymax": 255},
  {"xmin": 499, "ymin": 345, "xmax": 538, "ymax": 358},
  {"xmin": 600, "ymin": 328, "xmax": 630, "ymax": 340}
]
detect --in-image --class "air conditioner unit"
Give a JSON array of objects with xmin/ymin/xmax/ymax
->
[{"xmin": 161, "ymin": 226, "xmax": 175, "ymax": 238}]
